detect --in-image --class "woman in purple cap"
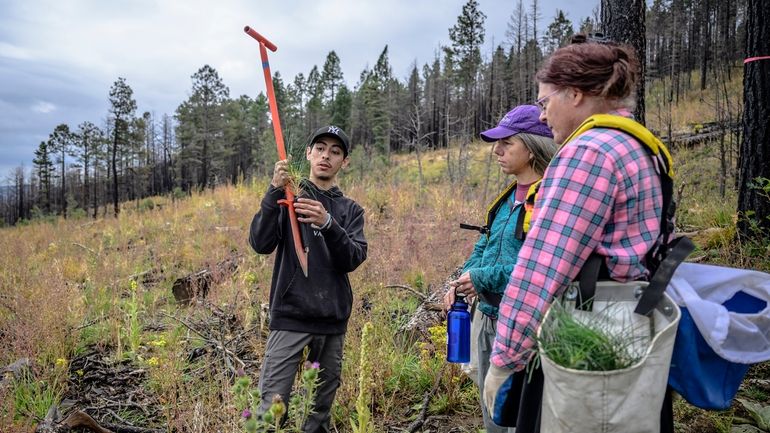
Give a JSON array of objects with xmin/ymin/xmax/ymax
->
[{"xmin": 444, "ymin": 104, "xmax": 556, "ymax": 433}]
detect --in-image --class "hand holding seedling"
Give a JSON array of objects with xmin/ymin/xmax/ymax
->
[
  {"xmin": 294, "ymin": 198, "xmax": 330, "ymax": 227},
  {"xmin": 270, "ymin": 155, "xmax": 292, "ymax": 188}
]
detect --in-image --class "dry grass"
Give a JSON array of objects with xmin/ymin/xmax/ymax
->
[
  {"xmin": 646, "ymin": 67, "xmax": 743, "ymax": 134},
  {"xmin": 1, "ymin": 115, "xmax": 767, "ymax": 431},
  {"xmin": 0, "ymin": 152, "xmax": 495, "ymax": 431}
]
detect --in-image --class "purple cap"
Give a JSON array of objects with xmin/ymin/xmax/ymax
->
[{"xmin": 480, "ymin": 105, "xmax": 552, "ymax": 142}]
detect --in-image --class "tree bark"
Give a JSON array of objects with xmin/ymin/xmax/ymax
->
[
  {"xmin": 601, "ymin": 0, "xmax": 646, "ymax": 125},
  {"xmin": 112, "ymin": 125, "xmax": 119, "ymax": 217},
  {"xmin": 737, "ymin": 0, "xmax": 770, "ymax": 238}
]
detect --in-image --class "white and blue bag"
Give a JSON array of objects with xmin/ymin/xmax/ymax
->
[{"xmin": 667, "ymin": 262, "xmax": 770, "ymax": 410}]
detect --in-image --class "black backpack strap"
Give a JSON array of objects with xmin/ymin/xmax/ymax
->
[
  {"xmin": 634, "ymin": 236, "xmax": 694, "ymax": 316},
  {"xmin": 514, "ymin": 205, "xmax": 526, "ymax": 240},
  {"xmin": 576, "ymin": 253, "xmax": 610, "ymax": 311},
  {"xmin": 645, "ymin": 169, "xmax": 676, "ymax": 271}
]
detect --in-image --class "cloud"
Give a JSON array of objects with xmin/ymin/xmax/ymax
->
[
  {"xmin": 0, "ymin": 0, "xmax": 596, "ymax": 182},
  {"xmin": 0, "ymin": 42, "xmax": 33, "ymax": 60},
  {"xmin": 31, "ymin": 101, "xmax": 56, "ymax": 114}
]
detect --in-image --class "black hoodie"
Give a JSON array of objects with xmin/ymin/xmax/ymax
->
[{"xmin": 249, "ymin": 180, "xmax": 367, "ymax": 334}]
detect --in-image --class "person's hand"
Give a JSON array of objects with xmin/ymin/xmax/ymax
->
[
  {"xmin": 443, "ymin": 287, "xmax": 455, "ymax": 312},
  {"xmin": 294, "ymin": 198, "xmax": 330, "ymax": 227},
  {"xmin": 270, "ymin": 155, "xmax": 292, "ymax": 189},
  {"xmin": 450, "ymin": 271, "xmax": 478, "ymax": 298},
  {"xmin": 483, "ymin": 364, "xmax": 513, "ymax": 416}
]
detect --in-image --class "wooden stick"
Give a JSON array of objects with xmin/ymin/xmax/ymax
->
[
  {"xmin": 407, "ymin": 363, "xmax": 447, "ymax": 432},
  {"xmin": 385, "ymin": 284, "xmax": 427, "ymax": 301}
]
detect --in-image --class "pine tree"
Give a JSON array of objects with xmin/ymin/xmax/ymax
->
[
  {"xmin": 32, "ymin": 140, "xmax": 53, "ymax": 214},
  {"xmin": 190, "ymin": 65, "xmax": 230, "ymax": 188},
  {"xmin": 48, "ymin": 123, "xmax": 75, "ymax": 217},
  {"xmin": 283, "ymin": 73, "xmax": 307, "ymax": 150},
  {"xmin": 545, "ymin": 10, "xmax": 574, "ymax": 53},
  {"xmin": 446, "ymin": 0, "xmax": 486, "ymax": 136},
  {"xmin": 75, "ymin": 121, "xmax": 103, "ymax": 218},
  {"xmin": 330, "ymin": 85, "xmax": 352, "ymax": 132},
  {"xmin": 160, "ymin": 113, "xmax": 175, "ymax": 194},
  {"xmin": 321, "ymin": 51, "xmax": 344, "ymax": 105},
  {"xmin": 306, "ymin": 66, "xmax": 324, "ymax": 132},
  {"xmin": 222, "ymin": 95, "xmax": 269, "ymax": 183},
  {"xmin": 108, "ymin": 77, "xmax": 137, "ymax": 217},
  {"xmin": 371, "ymin": 46, "xmax": 394, "ymax": 156}
]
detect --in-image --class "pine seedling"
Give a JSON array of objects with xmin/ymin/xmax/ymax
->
[{"xmin": 537, "ymin": 301, "xmax": 650, "ymax": 371}]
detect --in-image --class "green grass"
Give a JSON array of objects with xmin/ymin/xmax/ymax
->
[
  {"xmin": 537, "ymin": 301, "xmax": 647, "ymax": 371},
  {"xmin": 9, "ymin": 370, "xmax": 65, "ymax": 421}
]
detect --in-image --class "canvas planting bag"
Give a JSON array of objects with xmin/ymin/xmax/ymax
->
[{"xmin": 538, "ymin": 280, "xmax": 681, "ymax": 433}]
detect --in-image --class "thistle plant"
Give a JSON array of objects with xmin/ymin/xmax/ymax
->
[
  {"xmin": 537, "ymin": 301, "xmax": 650, "ymax": 371},
  {"xmin": 231, "ymin": 362, "xmax": 321, "ymax": 433},
  {"xmin": 232, "ymin": 372, "xmax": 279, "ymax": 433},
  {"xmin": 351, "ymin": 321, "xmax": 375, "ymax": 433},
  {"xmin": 288, "ymin": 361, "xmax": 321, "ymax": 431}
]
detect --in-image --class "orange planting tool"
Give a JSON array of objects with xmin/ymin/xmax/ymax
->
[{"xmin": 244, "ymin": 26, "xmax": 309, "ymax": 277}]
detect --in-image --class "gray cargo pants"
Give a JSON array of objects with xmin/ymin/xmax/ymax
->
[{"xmin": 258, "ymin": 330, "xmax": 345, "ymax": 433}]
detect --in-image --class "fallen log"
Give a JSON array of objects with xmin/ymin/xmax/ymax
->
[
  {"xmin": 398, "ymin": 267, "xmax": 461, "ymax": 342},
  {"xmin": 172, "ymin": 253, "xmax": 243, "ymax": 304}
]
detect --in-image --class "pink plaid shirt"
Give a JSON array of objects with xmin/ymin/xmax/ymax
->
[{"xmin": 491, "ymin": 109, "xmax": 663, "ymax": 370}]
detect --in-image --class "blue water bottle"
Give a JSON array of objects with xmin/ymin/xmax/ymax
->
[{"xmin": 446, "ymin": 293, "xmax": 471, "ymax": 363}]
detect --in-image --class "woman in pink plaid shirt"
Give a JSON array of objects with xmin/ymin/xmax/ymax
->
[{"xmin": 483, "ymin": 36, "xmax": 665, "ymax": 432}]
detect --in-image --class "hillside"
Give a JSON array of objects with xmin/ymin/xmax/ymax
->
[{"xmin": 2, "ymin": 101, "xmax": 769, "ymax": 431}]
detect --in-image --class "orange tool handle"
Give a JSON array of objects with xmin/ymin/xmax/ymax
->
[
  {"xmin": 244, "ymin": 26, "xmax": 277, "ymax": 52},
  {"xmin": 244, "ymin": 26, "xmax": 309, "ymax": 276}
]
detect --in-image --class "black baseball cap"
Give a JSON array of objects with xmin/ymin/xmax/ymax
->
[{"xmin": 309, "ymin": 125, "xmax": 350, "ymax": 157}]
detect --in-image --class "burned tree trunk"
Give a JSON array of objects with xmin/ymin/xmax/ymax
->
[
  {"xmin": 601, "ymin": 0, "xmax": 646, "ymax": 125},
  {"xmin": 737, "ymin": 0, "xmax": 770, "ymax": 239}
]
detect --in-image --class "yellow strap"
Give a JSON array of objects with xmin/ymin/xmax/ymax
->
[
  {"xmin": 485, "ymin": 178, "xmax": 543, "ymax": 236},
  {"xmin": 485, "ymin": 181, "xmax": 517, "ymax": 229},
  {"xmin": 562, "ymin": 114, "xmax": 674, "ymax": 177},
  {"xmin": 521, "ymin": 179, "xmax": 542, "ymax": 234}
]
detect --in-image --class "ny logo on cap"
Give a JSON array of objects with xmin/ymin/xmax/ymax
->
[{"xmin": 328, "ymin": 126, "xmax": 341, "ymax": 134}]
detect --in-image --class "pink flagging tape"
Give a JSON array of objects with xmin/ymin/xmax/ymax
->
[{"xmin": 744, "ymin": 55, "xmax": 770, "ymax": 64}]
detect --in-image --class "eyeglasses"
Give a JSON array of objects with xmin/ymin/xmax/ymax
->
[{"xmin": 535, "ymin": 89, "xmax": 561, "ymax": 112}]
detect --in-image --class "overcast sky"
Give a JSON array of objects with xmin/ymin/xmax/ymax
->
[{"xmin": 0, "ymin": 0, "xmax": 598, "ymax": 182}]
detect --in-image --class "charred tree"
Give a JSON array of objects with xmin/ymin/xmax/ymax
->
[
  {"xmin": 601, "ymin": 0, "xmax": 646, "ymax": 125},
  {"xmin": 737, "ymin": 0, "xmax": 770, "ymax": 238}
]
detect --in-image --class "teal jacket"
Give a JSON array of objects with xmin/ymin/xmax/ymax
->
[{"xmin": 462, "ymin": 180, "xmax": 539, "ymax": 318}]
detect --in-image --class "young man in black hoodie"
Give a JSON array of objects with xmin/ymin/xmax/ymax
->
[{"xmin": 249, "ymin": 125, "xmax": 367, "ymax": 432}]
